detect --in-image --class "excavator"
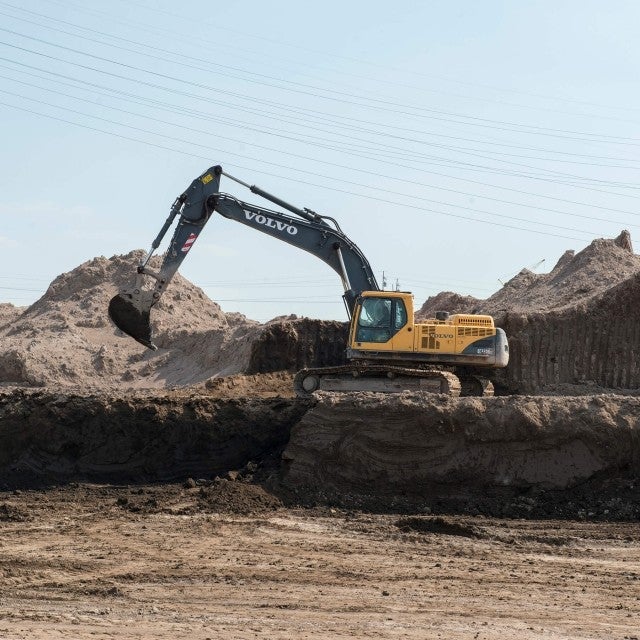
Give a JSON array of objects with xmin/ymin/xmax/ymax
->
[{"xmin": 108, "ymin": 165, "xmax": 509, "ymax": 396}]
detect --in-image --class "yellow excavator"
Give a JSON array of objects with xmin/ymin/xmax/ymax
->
[{"xmin": 109, "ymin": 165, "xmax": 508, "ymax": 396}]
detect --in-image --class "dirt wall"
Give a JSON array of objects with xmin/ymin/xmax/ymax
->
[
  {"xmin": 282, "ymin": 392, "xmax": 640, "ymax": 511},
  {"xmin": 1, "ymin": 390, "xmax": 639, "ymax": 520},
  {"xmin": 0, "ymin": 390, "xmax": 310, "ymax": 485},
  {"xmin": 247, "ymin": 318, "xmax": 349, "ymax": 373},
  {"xmin": 496, "ymin": 273, "xmax": 640, "ymax": 393}
]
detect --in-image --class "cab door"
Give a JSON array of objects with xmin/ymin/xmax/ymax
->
[{"xmin": 391, "ymin": 297, "xmax": 413, "ymax": 352}]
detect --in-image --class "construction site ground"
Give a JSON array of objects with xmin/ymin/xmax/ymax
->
[
  {"xmin": 1, "ymin": 482, "xmax": 639, "ymax": 640},
  {"xmin": 1, "ymin": 382, "xmax": 639, "ymax": 640},
  {"xmin": 2, "ymin": 238, "xmax": 640, "ymax": 639}
]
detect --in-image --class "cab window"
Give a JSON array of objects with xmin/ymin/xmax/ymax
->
[
  {"xmin": 356, "ymin": 297, "xmax": 407, "ymax": 343},
  {"xmin": 394, "ymin": 299, "xmax": 407, "ymax": 330},
  {"xmin": 356, "ymin": 298, "xmax": 391, "ymax": 343}
]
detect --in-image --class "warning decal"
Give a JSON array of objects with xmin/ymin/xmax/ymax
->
[{"xmin": 181, "ymin": 233, "xmax": 197, "ymax": 252}]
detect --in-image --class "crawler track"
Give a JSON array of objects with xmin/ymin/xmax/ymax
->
[{"xmin": 294, "ymin": 364, "xmax": 463, "ymax": 397}]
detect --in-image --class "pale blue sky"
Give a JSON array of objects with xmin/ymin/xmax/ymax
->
[{"xmin": 1, "ymin": 1, "xmax": 639, "ymax": 321}]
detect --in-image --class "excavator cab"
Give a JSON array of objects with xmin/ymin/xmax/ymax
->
[
  {"xmin": 350, "ymin": 292, "xmax": 414, "ymax": 352},
  {"xmin": 348, "ymin": 291, "xmax": 509, "ymax": 371}
]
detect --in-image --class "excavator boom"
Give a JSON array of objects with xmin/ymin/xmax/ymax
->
[{"xmin": 109, "ymin": 165, "xmax": 378, "ymax": 348}]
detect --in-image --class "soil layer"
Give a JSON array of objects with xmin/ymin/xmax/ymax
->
[{"xmin": 1, "ymin": 389, "xmax": 639, "ymax": 521}]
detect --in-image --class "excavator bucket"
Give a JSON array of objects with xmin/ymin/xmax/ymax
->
[{"xmin": 108, "ymin": 293, "xmax": 157, "ymax": 350}]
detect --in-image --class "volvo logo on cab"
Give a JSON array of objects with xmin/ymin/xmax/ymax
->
[{"xmin": 244, "ymin": 211, "xmax": 298, "ymax": 235}]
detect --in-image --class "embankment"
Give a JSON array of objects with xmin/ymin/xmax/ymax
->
[{"xmin": 1, "ymin": 390, "xmax": 638, "ymax": 518}]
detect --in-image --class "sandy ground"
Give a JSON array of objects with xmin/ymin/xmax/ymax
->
[{"xmin": 1, "ymin": 484, "xmax": 639, "ymax": 639}]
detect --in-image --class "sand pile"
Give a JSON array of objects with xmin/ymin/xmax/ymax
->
[
  {"xmin": 0, "ymin": 252, "xmax": 261, "ymax": 390},
  {"xmin": 0, "ymin": 303, "xmax": 22, "ymax": 327},
  {"xmin": 413, "ymin": 231, "xmax": 640, "ymax": 393},
  {"xmin": 417, "ymin": 230, "xmax": 640, "ymax": 318}
]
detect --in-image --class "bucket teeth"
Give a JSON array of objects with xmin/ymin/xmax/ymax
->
[{"xmin": 108, "ymin": 294, "xmax": 157, "ymax": 350}]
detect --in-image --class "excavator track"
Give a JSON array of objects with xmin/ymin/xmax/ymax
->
[{"xmin": 294, "ymin": 364, "xmax": 462, "ymax": 397}]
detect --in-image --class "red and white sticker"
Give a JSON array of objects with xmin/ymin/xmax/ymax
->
[{"xmin": 181, "ymin": 233, "xmax": 197, "ymax": 252}]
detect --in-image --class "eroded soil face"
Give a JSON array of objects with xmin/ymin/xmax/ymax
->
[{"xmin": 1, "ymin": 484, "xmax": 640, "ymax": 640}]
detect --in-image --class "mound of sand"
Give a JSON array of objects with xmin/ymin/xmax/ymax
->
[
  {"xmin": 0, "ymin": 252, "xmax": 262, "ymax": 390},
  {"xmin": 418, "ymin": 231, "xmax": 639, "ymax": 319},
  {"xmin": 0, "ymin": 303, "xmax": 23, "ymax": 329},
  {"xmin": 415, "ymin": 231, "xmax": 640, "ymax": 394}
]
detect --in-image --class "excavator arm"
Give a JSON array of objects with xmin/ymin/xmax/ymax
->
[{"xmin": 109, "ymin": 165, "xmax": 378, "ymax": 349}]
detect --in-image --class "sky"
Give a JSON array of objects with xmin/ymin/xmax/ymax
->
[{"xmin": 1, "ymin": 1, "xmax": 639, "ymax": 322}]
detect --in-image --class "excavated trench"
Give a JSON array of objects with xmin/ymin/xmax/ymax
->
[{"xmin": 1, "ymin": 389, "xmax": 639, "ymax": 520}]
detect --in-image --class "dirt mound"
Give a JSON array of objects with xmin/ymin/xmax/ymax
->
[
  {"xmin": 108, "ymin": 479, "xmax": 283, "ymax": 515},
  {"xmin": 490, "ymin": 271, "xmax": 640, "ymax": 393},
  {"xmin": 0, "ymin": 303, "xmax": 23, "ymax": 329},
  {"xmin": 416, "ymin": 232, "xmax": 640, "ymax": 394},
  {"xmin": 0, "ymin": 252, "xmax": 265, "ymax": 390},
  {"xmin": 197, "ymin": 479, "xmax": 283, "ymax": 514},
  {"xmin": 0, "ymin": 502, "xmax": 32, "ymax": 522},
  {"xmin": 396, "ymin": 516, "xmax": 485, "ymax": 538},
  {"xmin": 419, "ymin": 231, "xmax": 640, "ymax": 320},
  {"xmin": 199, "ymin": 371, "xmax": 295, "ymax": 397},
  {"xmin": 0, "ymin": 253, "xmax": 355, "ymax": 391},
  {"xmin": 416, "ymin": 291, "xmax": 484, "ymax": 319},
  {"xmin": 483, "ymin": 230, "xmax": 639, "ymax": 315}
]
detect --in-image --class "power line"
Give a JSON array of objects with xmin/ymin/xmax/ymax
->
[
  {"xmin": 34, "ymin": 0, "xmax": 640, "ymax": 116},
  {"xmin": 4, "ymin": 74, "xmax": 639, "ymax": 232},
  {"xmin": 3, "ymin": 25, "xmax": 640, "ymax": 148},
  {"xmin": 2, "ymin": 39, "xmax": 638, "ymax": 203},
  {"xmin": 0, "ymin": 4, "xmax": 637, "ymax": 133},
  {"xmin": 4, "ymin": 43, "xmax": 640, "ymax": 169},
  {"xmin": 0, "ymin": 11, "xmax": 631, "ymax": 241},
  {"xmin": 0, "ymin": 97, "xmax": 599, "ymax": 242},
  {"xmin": 2, "ymin": 52, "xmax": 640, "ymax": 217},
  {"xmin": 2, "ymin": 75, "xmax": 636, "ymax": 233},
  {"xmin": 0, "ymin": 285, "xmax": 43, "ymax": 292},
  {"xmin": 4, "ymin": 57, "xmax": 639, "ymax": 176}
]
